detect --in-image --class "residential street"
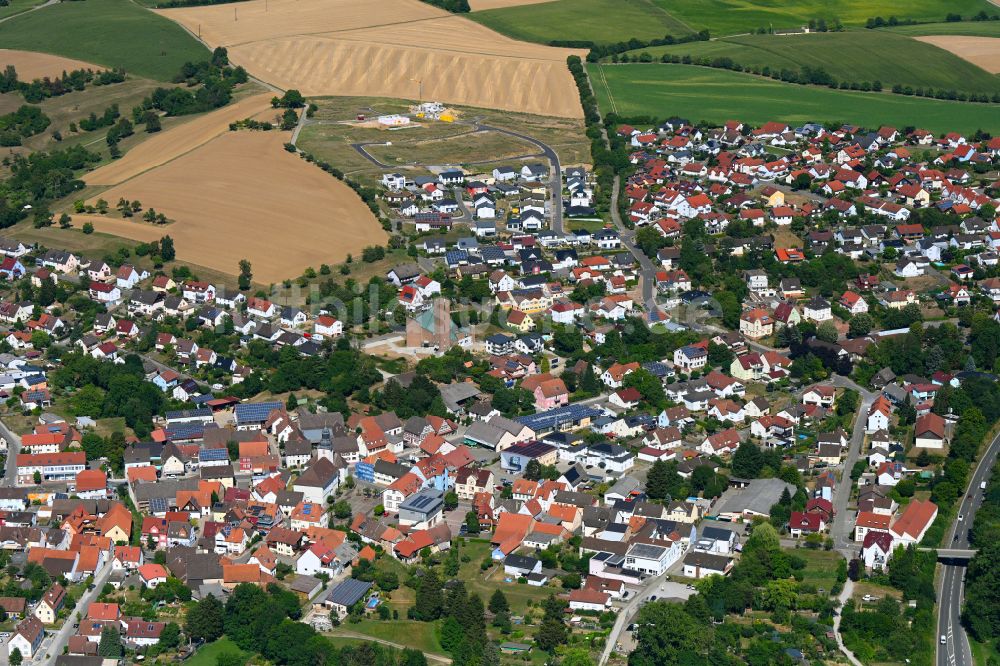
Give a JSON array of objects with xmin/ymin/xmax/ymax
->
[
  {"xmin": 0, "ymin": 417, "xmax": 21, "ymax": 487},
  {"xmin": 828, "ymin": 375, "xmax": 876, "ymax": 556},
  {"xmin": 38, "ymin": 562, "xmax": 114, "ymax": 666}
]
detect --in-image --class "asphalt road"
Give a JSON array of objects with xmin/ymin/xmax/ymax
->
[
  {"xmin": 38, "ymin": 562, "xmax": 114, "ymax": 666},
  {"xmin": 828, "ymin": 375, "xmax": 877, "ymax": 556},
  {"xmin": 475, "ymin": 123, "xmax": 564, "ymax": 236},
  {"xmin": 936, "ymin": 427, "xmax": 1000, "ymax": 666},
  {"xmin": 0, "ymin": 417, "xmax": 21, "ymax": 487}
]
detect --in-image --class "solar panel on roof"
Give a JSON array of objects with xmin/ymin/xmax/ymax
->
[
  {"xmin": 234, "ymin": 401, "xmax": 282, "ymax": 423},
  {"xmin": 149, "ymin": 497, "xmax": 167, "ymax": 513},
  {"xmin": 517, "ymin": 404, "xmax": 603, "ymax": 431},
  {"xmin": 199, "ymin": 448, "xmax": 229, "ymax": 461}
]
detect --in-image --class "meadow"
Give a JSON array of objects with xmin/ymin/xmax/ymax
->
[
  {"xmin": 0, "ymin": 0, "xmax": 209, "ymax": 81},
  {"xmin": 626, "ymin": 29, "xmax": 1000, "ymax": 96},
  {"xmin": 588, "ymin": 63, "xmax": 1000, "ymax": 133},
  {"xmin": 469, "ymin": 0, "xmax": 997, "ymax": 42},
  {"xmin": 654, "ymin": 0, "xmax": 997, "ymax": 37},
  {"xmin": 0, "ymin": 0, "xmax": 46, "ymax": 20},
  {"xmin": 469, "ymin": 0, "xmax": 694, "ymax": 44},
  {"xmin": 888, "ymin": 21, "xmax": 1000, "ymax": 37}
]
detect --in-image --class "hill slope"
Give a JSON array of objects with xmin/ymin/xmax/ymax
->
[
  {"xmin": 626, "ymin": 30, "xmax": 1000, "ymax": 96},
  {"xmin": 588, "ymin": 63, "xmax": 1000, "ymax": 133},
  {"xmin": 0, "ymin": 0, "xmax": 208, "ymax": 81}
]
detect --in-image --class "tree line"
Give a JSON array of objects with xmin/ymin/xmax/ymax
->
[
  {"xmin": 186, "ymin": 584, "xmax": 430, "ymax": 666},
  {"xmin": 0, "ymin": 105, "xmax": 50, "ymax": 146},
  {"xmin": 0, "ymin": 64, "xmax": 125, "ymax": 103},
  {"xmin": 134, "ymin": 48, "xmax": 247, "ymax": 118}
]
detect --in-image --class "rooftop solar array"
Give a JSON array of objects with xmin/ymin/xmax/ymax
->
[
  {"xmin": 516, "ymin": 404, "xmax": 603, "ymax": 432},
  {"xmin": 164, "ymin": 423, "xmax": 207, "ymax": 441},
  {"xmin": 198, "ymin": 447, "xmax": 229, "ymax": 462},
  {"xmin": 234, "ymin": 401, "xmax": 282, "ymax": 424},
  {"xmin": 166, "ymin": 408, "xmax": 213, "ymax": 421},
  {"xmin": 149, "ymin": 497, "xmax": 168, "ymax": 514}
]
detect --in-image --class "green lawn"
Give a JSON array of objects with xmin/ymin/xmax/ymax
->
[
  {"xmin": 652, "ymin": 0, "xmax": 998, "ymax": 37},
  {"xmin": 468, "ymin": 0, "xmax": 694, "ymax": 44},
  {"xmin": 788, "ymin": 547, "xmax": 841, "ymax": 593},
  {"xmin": 888, "ymin": 20, "xmax": 1000, "ymax": 37},
  {"xmin": 470, "ymin": 0, "xmax": 996, "ymax": 42},
  {"xmin": 332, "ymin": 619, "xmax": 445, "ymax": 655},
  {"xmin": 0, "ymin": 0, "xmax": 209, "ymax": 81},
  {"xmin": 0, "ymin": 0, "xmax": 46, "ymax": 20},
  {"xmin": 455, "ymin": 539, "xmax": 554, "ymax": 614},
  {"xmin": 625, "ymin": 29, "xmax": 1000, "ymax": 96},
  {"xmin": 588, "ymin": 63, "xmax": 1000, "ymax": 133},
  {"xmin": 187, "ymin": 637, "xmax": 249, "ymax": 666}
]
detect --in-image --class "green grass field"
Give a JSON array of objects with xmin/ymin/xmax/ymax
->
[
  {"xmin": 188, "ymin": 637, "xmax": 249, "ymax": 666},
  {"xmin": 625, "ymin": 29, "xmax": 1000, "ymax": 96},
  {"xmin": 331, "ymin": 619, "xmax": 445, "ymax": 655},
  {"xmin": 888, "ymin": 21, "xmax": 1000, "ymax": 37},
  {"xmin": 588, "ymin": 63, "xmax": 1000, "ymax": 133},
  {"xmin": 0, "ymin": 0, "xmax": 46, "ymax": 20},
  {"xmin": 469, "ymin": 0, "xmax": 694, "ymax": 44},
  {"xmin": 470, "ymin": 0, "xmax": 996, "ymax": 42},
  {"xmin": 0, "ymin": 0, "xmax": 209, "ymax": 81},
  {"xmin": 653, "ymin": 0, "xmax": 997, "ymax": 37},
  {"xmin": 787, "ymin": 548, "xmax": 841, "ymax": 593}
]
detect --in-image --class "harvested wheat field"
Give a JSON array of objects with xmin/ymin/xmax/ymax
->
[
  {"xmin": 85, "ymin": 93, "xmax": 275, "ymax": 187},
  {"xmin": 915, "ymin": 35, "xmax": 1000, "ymax": 73},
  {"xmin": 0, "ymin": 49, "xmax": 104, "ymax": 80},
  {"xmin": 80, "ymin": 130, "xmax": 386, "ymax": 282},
  {"xmin": 469, "ymin": 0, "xmax": 555, "ymax": 10},
  {"xmin": 158, "ymin": 0, "xmax": 583, "ymax": 118}
]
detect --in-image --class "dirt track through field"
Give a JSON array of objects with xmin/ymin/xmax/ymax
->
[
  {"xmin": 79, "ymin": 129, "xmax": 386, "ymax": 283},
  {"xmin": 0, "ymin": 49, "xmax": 104, "ymax": 80},
  {"xmin": 84, "ymin": 93, "xmax": 274, "ymax": 186},
  {"xmin": 158, "ymin": 0, "xmax": 583, "ymax": 118},
  {"xmin": 915, "ymin": 35, "xmax": 1000, "ymax": 73}
]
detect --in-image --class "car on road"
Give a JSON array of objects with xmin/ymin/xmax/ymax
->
[
  {"xmin": 982, "ymin": 481, "xmax": 988, "ymax": 490},
  {"xmin": 958, "ymin": 514, "xmax": 964, "ymax": 521},
  {"xmin": 940, "ymin": 635, "xmax": 947, "ymax": 645}
]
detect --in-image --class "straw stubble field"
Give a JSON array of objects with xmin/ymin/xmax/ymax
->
[
  {"xmin": 78, "ymin": 129, "xmax": 386, "ymax": 284},
  {"xmin": 914, "ymin": 35, "xmax": 1000, "ymax": 73},
  {"xmin": 157, "ymin": 0, "xmax": 583, "ymax": 118},
  {"xmin": 0, "ymin": 49, "xmax": 106, "ymax": 80}
]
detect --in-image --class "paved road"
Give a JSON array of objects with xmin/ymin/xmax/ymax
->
[
  {"xmin": 828, "ymin": 375, "xmax": 876, "ymax": 556},
  {"xmin": 349, "ymin": 119, "xmax": 564, "ymax": 233},
  {"xmin": 0, "ymin": 417, "xmax": 21, "ymax": 486},
  {"xmin": 39, "ymin": 562, "xmax": 114, "ymax": 666},
  {"xmin": 936, "ymin": 426, "xmax": 1000, "ymax": 666},
  {"xmin": 475, "ymin": 123, "xmax": 564, "ymax": 235},
  {"xmin": 598, "ymin": 568, "xmax": 675, "ymax": 666}
]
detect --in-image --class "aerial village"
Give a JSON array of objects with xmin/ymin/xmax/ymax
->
[{"xmin": 0, "ymin": 115, "xmax": 996, "ymax": 664}]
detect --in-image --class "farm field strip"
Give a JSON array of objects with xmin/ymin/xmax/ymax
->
[
  {"xmin": 588, "ymin": 63, "xmax": 1000, "ymax": 133},
  {"xmin": 77, "ymin": 129, "xmax": 386, "ymax": 283},
  {"xmin": 624, "ymin": 30, "xmax": 1000, "ymax": 95},
  {"xmin": 83, "ymin": 92, "xmax": 275, "ymax": 187},
  {"xmin": 0, "ymin": 0, "xmax": 209, "ymax": 81},
  {"xmin": 159, "ymin": 0, "xmax": 583, "ymax": 117},
  {"xmin": 0, "ymin": 49, "xmax": 106, "ymax": 80},
  {"xmin": 913, "ymin": 35, "xmax": 1000, "ymax": 73}
]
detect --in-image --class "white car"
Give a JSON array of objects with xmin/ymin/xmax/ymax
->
[{"xmin": 940, "ymin": 635, "xmax": 947, "ymax": 645}]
